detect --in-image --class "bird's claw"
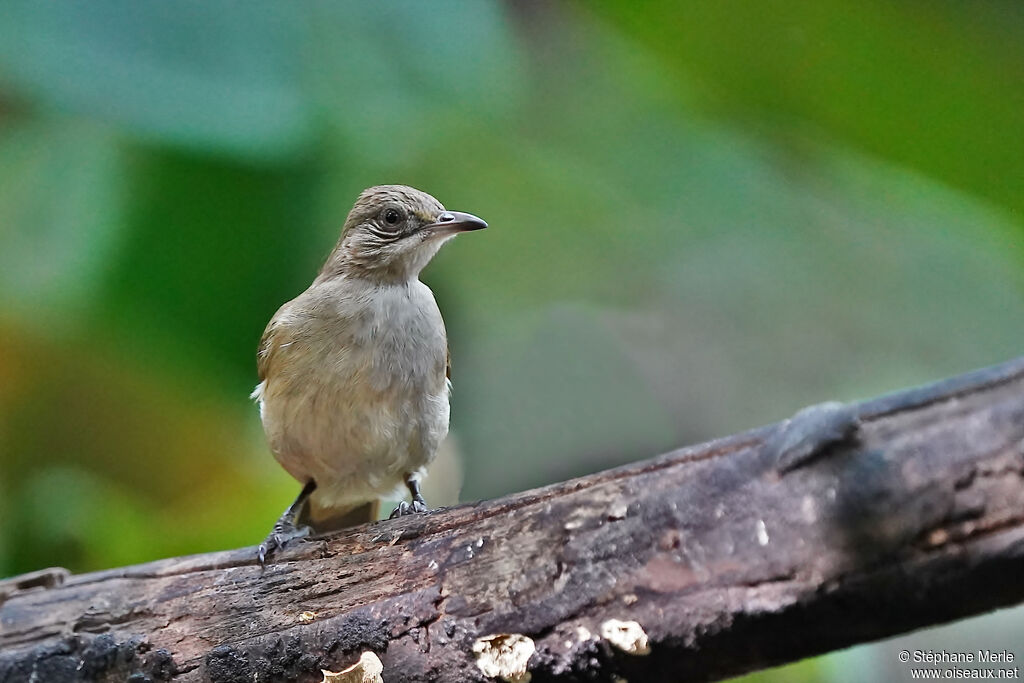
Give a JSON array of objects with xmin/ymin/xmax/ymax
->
[
  {"xmin": 389, "ymin": 495, "xmax": 428, "ymax": 519},
  {"xmin": 257, "ymin": 524, "xmax": 311, "ymax": 565}
]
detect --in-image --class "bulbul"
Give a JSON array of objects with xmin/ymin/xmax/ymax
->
[{"xmin": 252, "ymin": 185, "xmax": 487, "ymax": 563}]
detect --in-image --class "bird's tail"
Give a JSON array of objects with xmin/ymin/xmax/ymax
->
[{"xmin": 305, "ymin": 500, "xmax": 380, "ymax": 533}]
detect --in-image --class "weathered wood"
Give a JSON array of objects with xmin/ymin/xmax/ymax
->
[{"xmin": 2, "ymin": 356, "xmax": 1024, "ymax": 683}]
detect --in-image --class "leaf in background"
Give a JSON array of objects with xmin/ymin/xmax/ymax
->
[
  {"xmin": 0, "ymin": 119, "xmax": 125, "ymax": 328},
  {"xmin": 0, "ymin": 0, "xmax": 315, "ymax": 161},
  {"xmin": 588, "ymin": 0, "xmax": 1024, "ymax": 219},
  {"xmin": 307, "ymin": 0, "xmax": 526, "ymax": 168},
  {"xmin": 0, "ymin": 1, "xmax": 527, "ymax": 165},
  {"xmin": 92, "ymin": 148, "xmax": 324, "ymax": 388}
]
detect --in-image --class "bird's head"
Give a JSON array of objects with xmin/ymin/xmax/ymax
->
[{"xmin": 320, "ymin": 185, "xmax": 487, "ymax": 283}]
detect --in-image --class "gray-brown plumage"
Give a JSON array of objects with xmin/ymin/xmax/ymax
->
[{"xmin": 253, "ymin": 185, "xmax": 486, "ymax": 563}]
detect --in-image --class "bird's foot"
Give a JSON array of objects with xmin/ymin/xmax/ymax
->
[
  {"xmin": 765, "ymin": 400, "xmax": 861, "ymax": 473},
  {"xmin": 258, "ymin": 480, "xmax": 316, "ymax": 565},
  {"xmin": 257, "ymin": 522, "xmax": 311, "ymax": 565},
  {"xmin": 389, "ymin": 494, "xmax": 428, "ymax": 519}
]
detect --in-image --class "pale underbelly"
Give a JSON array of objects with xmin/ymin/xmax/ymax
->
[{"xmin": 256, "ymin": 377, "xmax": 450, "ymax": 508}]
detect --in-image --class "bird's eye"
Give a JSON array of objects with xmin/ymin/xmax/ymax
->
[{"xmin": 383, "ymin": 208, "xmax": 402, "ymax": 226}]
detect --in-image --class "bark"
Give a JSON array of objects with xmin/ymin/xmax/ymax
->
[{"xmin": 2, "ymin": 356, "xmax": 1024, "ymax": 683}]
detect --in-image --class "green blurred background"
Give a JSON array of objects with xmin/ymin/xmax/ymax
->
[{"xmin": 0, "ymin": 1, "xmax": 1021, "ymax": 679}]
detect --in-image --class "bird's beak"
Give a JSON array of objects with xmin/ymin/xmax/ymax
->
[{"xmin": 421, "ymin": 211, "xmax": 488, "ymax": 237}]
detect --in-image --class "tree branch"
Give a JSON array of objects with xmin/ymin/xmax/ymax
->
[{"xmin": 2, "ymin": 357, "xmax": 1024, "ymax": 683}]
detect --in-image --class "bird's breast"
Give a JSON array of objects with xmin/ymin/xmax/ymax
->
[
  {"xmin": 349, "ymin": 282, "xmax": 448, "ymax": 394},
  {"xmin": 257, "ymin": 280, "xmax": 450, "ymax": 488},
  {"xmin": 269, "ymin": 284, "xmax": 447, "ymax": 421}
]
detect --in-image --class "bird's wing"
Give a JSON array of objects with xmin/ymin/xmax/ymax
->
[
  {"xmin": 256, "ymin": 310, "xmax": 291, "ymax": 384},
  {"xmin": 445, "ymin": 343, "xmax": 452, "ymax": 382}
]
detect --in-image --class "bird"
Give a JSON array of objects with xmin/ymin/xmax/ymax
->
[{"xmin": 251, "ymin": 185, "xmax": 487, "ymax": 563}]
